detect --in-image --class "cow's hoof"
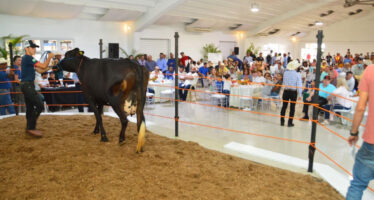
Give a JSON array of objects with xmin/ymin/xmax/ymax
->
[
  {"xmin": 136, "ymin": 147, "xmax": 144, "ymax": 153},
  {"xmin": 119, "ymin": 139, "xmax": 126, "ymax": 146},
  {"xmin": 101, "ymin": 137, "xmax": 109, "ymax": 142},
  {"xmin": 93, "ymin": 130, "xmax": 100, "ymax": 135}
]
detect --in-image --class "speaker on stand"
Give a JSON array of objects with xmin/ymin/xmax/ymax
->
[{"xmin": 108, "ymin": 43, "xmax": 119, "ymax": 58}]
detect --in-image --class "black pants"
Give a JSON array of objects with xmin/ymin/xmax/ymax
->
[
  {"xmin": 20, "ymin": 82, "xmax": 44, "ymax": 130},
  {"xmin": 303, "ymin": 96, "xmax": 328, "ymax": 118},
  {"xmin": 280, "ymin": 90, "xmax": 297, "ymax": 125}
]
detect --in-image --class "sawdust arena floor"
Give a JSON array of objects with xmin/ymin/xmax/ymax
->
[{"xmin": 0, "ymin": 115, "xmax": 343, "ymax": 200}]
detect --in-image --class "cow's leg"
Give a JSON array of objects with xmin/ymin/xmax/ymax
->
[
  {"xmin": 110, "ymin": 103, "xmax": 128, "ymax": 145},
  {"xmin": 91, "ymin": 104, "xmax": 108, "ymax": 142},
  {"xmin": 93, "ymin": 105, "xmax": 104, "ymax": 134}
]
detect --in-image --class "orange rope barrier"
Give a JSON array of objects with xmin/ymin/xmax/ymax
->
[
  {"xmin": 144, "ymin": 112, "xmax": 311, "ymax": 145},
  {"xmin": 311, "ymin": 144, "xmax": 374, "ymax": 193},
  {"xmin": 316, "ymin": 121, "xmax": 361, "ymax": 149},
  {"xmin": 313, "ymin": 105, "xmax": 365, "ymax": 127}
]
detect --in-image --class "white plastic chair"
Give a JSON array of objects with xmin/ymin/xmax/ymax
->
[{"xmin": 239, "ymin": 86, "xmax": 253, "ymax": 110}]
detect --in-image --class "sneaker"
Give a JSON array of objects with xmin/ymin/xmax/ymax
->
[
  {"xmin": 302, "ymin": 116, "xmax": 309, "ymax": 120},
  {"xmin": 321, "ymin": 120, "xmax": 330, "ymax": 125}
]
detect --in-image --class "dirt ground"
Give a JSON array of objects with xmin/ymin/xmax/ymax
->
[{"xmin": 0, "ymin": 115, "xmax": 343, "ymax": 200}]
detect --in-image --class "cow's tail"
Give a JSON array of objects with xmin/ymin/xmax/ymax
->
[
  {"xmin": 136, "ymin": 121, "xmax": 146, "ymax": 153},
  {"xmin": 136, "ymin": 62, "xmax": 147, "ymax": 153}
]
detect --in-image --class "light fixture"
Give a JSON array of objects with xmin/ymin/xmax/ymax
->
[
  {"xmin": 291, "ymin": 36, "xmax": 297, "ymax": 42},
  {"xmin": 123, "ymin": 24, "xmax": 131, "ymax": 33},
  {"xmin": 315, "ymin": 21, "xmax": 324, "ymax": 26},
  {"xmin": 250, "ymin": 1, "xmax": 259, "ymax": 13}
]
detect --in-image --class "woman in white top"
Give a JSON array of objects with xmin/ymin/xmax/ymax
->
[{"xmin": 322, "ymin": 77, "xmax": 353, "ymax": 124}]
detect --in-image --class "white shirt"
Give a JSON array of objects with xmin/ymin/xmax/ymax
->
[
  {"xmin": 223, "ymin": 80, "xmax": 232, "ymax": 91},
  {"xmin": 229, "ymin": 71, "xmax": 239, "ymax": 80},
  {"xmin": 150, "ymin": 71, "xmax": 164, "ymax": 82},
  {"xmin": 184, "ymin": 72, "xmax": 199, "ymax": 86},
  {"xmin": 270, "ymin": 64, "xmax": 277, "ymax": 75},
  {"xmin": 347, "ymin": 77, "xmax": 355, "ymax": 91},
  {"xmin": 253, "ymin": 76, "xmax": 266, "ymax": 83},
  {"xmin": 333, "ymin": 86, "xmax": 353, "ymax": 108}
]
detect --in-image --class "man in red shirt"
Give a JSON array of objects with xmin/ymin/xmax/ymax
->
[
  {"xmin": 347, "ymin": 64, "xmax": 374, "ymax": 199},
  {"xmin": 180, "ymin": 52, "xmax": 192, "ymax": 67}
]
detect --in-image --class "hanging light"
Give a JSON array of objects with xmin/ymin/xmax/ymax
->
[
  {"xmin": 315, "ymin": 21, "xmax": 324, "ymax": 26},
  {"xmin": 250, "ymin": 1, "xmax": 259, "ymax": 13}
]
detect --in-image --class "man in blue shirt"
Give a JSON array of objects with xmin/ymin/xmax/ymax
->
[
  {"xmin": 164, "ymin": 66, "xmax": 174, "ymax": 80},
  {"xmin": 167, "ymin": 53, "xmax": 176, "ymax": 71},
  {"xmin": 0, "ymin": 58, "xmax": 15, "ymax": 115},
  {"xmin": 156, "ymin": 53, "xmax": 168, "ymax": 73},
  {"xmin": 145, "ymin": 55, "xmax": 156, "ymax": 72},
  {"xmin": 280, "ymin": 60, "xmax": 302, "ymax": 127},
  {"xmin": 198, "ymin": 62, "xmax": 209, "ymax": 87},
  {"xmin": 10, "ymin": 55, "xmax": 25, "ymax": 113},
  {"xmin": 21, "ymin": 40, "xmax": 54, "ymax": 137}
]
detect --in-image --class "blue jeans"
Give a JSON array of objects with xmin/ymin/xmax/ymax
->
[
  {"xmin": 178, "ymin": 83, "xmax": 191, "ymax": 101},
  {"xmin": 347, "ymin": 142, "xmax": 374, "ymax": 200},
  {"xmin": 0, "ymin": 89, "xmax": 15, "ymax": 115},
  {"xmin": 270, "ymin": 92, "xmax": 279, "ymax": 97},
  {"xmin": 222, "ymin": 90, "xmax": 230, "ymax": 107},
  {"xmin": 323, "ymin": 104, "xmax": 350, "ymax": 119}
]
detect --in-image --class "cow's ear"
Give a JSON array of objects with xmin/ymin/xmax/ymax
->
[{"xmin": 79, "ymin": 51, "xmax": 84, "ymax": 56}]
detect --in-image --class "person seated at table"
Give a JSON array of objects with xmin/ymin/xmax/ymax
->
[
  {"xmin": 218, "ymin": 63, "xmax": 229, "ymax": 76},
  {"xmin": 262, "ymin": 72, "xmax": 273, "ymax": 96},
  {"xmin": 178, "ymin": 67, "xmax": 198, "ymax": 101},
  {"xmin": 38, "ymin": 72, "xmax": 49, "ymax": 88},
  {"xmin": 239, "ymin": 68, "xmax": 251, "ymax": 82},
  {"xmin": 150, "ymin": 66, "xmax": 164, "ymax": 82},
  {"xmin": 252, "ymin": 70, "xmax": 266, "ymax": 84},
  {"xmin": 321, "ymin": 77, "xmax": 352, "ymax": 125},
  {"xmin": 164, "ymin": 65, "xmax": 174, "ymax": 80},
  {"xmin": 304, "ymin": 76, "xmax": 336, "ymax": 120},
  {"xmin": 222, "ymin": 74, "xmax": 232, "ymax": 107},
  {"xmin": 63, "ymin": 72, "xmax": 74, "ymax": 87},
  {"xmin": 48, "ymin": 72, "xmax": 60, "ymax": 88},
  {"xmin": 270, "ymin": 73, "xmax": 283, "ymax": 96},
  {"xmin": 229, "ymin": 66, "xmax": 240, "ymax": 80}
]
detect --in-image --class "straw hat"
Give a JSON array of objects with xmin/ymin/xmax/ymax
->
[{"xmin": 286, "ymin": 60, "xmax": 300, "ymax": 71}]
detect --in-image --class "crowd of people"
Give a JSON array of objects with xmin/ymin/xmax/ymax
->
[
  {"xmin": 0, "ymin": 49, "xmax": 80, "ymax": 115},
  {"xmin": 134, "ymin": 49, "xmax": 374, "ymax": 125}
]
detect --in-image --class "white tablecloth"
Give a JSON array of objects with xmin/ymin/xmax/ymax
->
[
  {"xmin": 229, "ymin": 85, "xmax": 264, "ymax": 107},
  {"xmin": 148, "ymin": 80, "xmax": 174, "ymax": 103}
]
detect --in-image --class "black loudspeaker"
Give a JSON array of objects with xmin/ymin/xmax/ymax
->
[
  {"xmin": 234, "ymin": 47, "xmax": 239, "ymax": 55},
  {"xmin": 108, "ymin": 43, "xmax": 119, "ymax": 58}
]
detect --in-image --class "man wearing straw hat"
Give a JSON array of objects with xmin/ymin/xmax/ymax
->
[
  {"xmin": 280, "ymin": 60, "xmax": 302, "ymax": 127},
  {"xmin": 347, "ymin": 64, "xmax": 374, "ymax": 199},
  {"xmin": 20, "ymin": 40, "xmax": 54, "ymax": 137}
]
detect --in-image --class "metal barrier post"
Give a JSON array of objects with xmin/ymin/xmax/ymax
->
[
  {"xmin": 8, "ymin": 43, "xmax": 18, "ymax": 115},
  {"xmin": 99, "ymin": 39, "xmax": 103, "ymax": 59},
  {"xmin": 174, "ymin": 32, "xmax": 179, "ymax": 137},
  {"xmin": 308, "ymin": 30, "xmax": 323, "ymax": 172}
]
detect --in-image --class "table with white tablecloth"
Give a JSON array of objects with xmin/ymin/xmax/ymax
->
[
  {"xmin": 148, "ymin": 80, "xmax": 174, "ymax": 103},
  {"xmin": 229, "ymin": 85, "xmax": 264, "ymax": 107}
]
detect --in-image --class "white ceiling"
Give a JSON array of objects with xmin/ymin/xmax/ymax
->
[{"xmin": 0, "ymin": 0, "xmax": 373, "ymax": 37}]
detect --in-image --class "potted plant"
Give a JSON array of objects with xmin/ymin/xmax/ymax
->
[
  {"xmin": 202, "ymin": 43, "xmax": 221, "ymax": 61},
  {"xmin": 246, "ymin": 42, "xmax": 260, "ymax": 56}
]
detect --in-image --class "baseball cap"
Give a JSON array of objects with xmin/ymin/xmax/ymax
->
[
  {"xmin": 23, "ymin": 40, "xmax": 39, "ymax": 48},
  {"xmin": 324, "ymin": 76, "xmax": 331, "ymax": 80}
]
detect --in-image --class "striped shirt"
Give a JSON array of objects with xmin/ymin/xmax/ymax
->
[{"xmin": 283, "ymin": 69, "xmax": 302, "ymax": 96}]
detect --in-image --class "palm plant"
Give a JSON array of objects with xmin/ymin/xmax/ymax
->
[
  {"xmin": 246, "ymin": 42, "xmax": 260, "ymax": 56},
  {"xmin": 202, "ymin": 43, "xmax": 221, "ymax": 61},
  {"xmin": 120, "ymin": 47, "xmax": 138, "ymax": 58},
  {"xmin": 0, "ymin": 34, "xmax": 28, "ymax": 59}
]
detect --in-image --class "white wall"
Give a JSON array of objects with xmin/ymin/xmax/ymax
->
[
  {"xmin": 245, "ymin": 36, "xmax": 296, "ymax": 58},
  {"xmin": 133, "ymin": 24, "xmax": 238, "ymax": 61},
  {"xmin": 0, "ymin": 14, "xmax": 128, "ymax": 58},
  {"xmin": 299, "ymin": 10, "xmax": 374, "ymax": 56}
]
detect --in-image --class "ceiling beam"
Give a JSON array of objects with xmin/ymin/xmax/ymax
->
[
  {"xmin": 43, "ymin": 0, "xmax": 149, "ymax": 12},
  {"xmin": 248, "ymin": 0, "xmax": 338, "ymax": 37},
  {"xmin": 133, "ymin": 0, "xmax": 186, "ymax": 32}
]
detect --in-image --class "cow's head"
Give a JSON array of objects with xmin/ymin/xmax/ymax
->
[{"xmin": 59, "ymin": 48, "xmax": 85, "ymax": 73}]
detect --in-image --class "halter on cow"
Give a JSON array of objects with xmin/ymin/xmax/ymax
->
[{"xmin": 59, "ymin": 48, "xmax": 149, "ymax": 153}]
